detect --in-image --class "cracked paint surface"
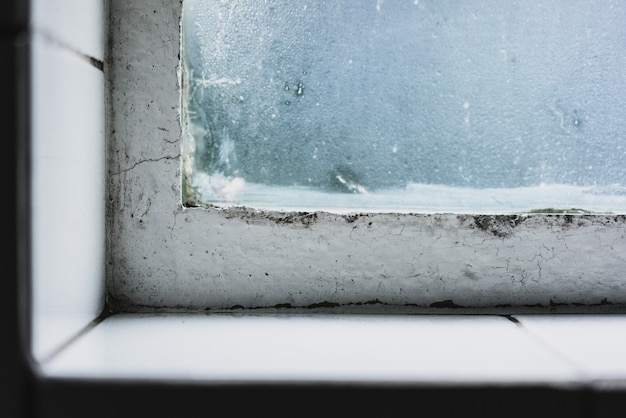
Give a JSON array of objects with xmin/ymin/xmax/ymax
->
[{"xmin": 106, "ymin": 0, "xmax": 626, "ymax": 313}]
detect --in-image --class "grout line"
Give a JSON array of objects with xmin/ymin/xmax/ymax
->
[
  {"xmin": 38, "ymin": 307, "xmax": 114, "ymax": 367},
  {"xmin": 510, "ymin": 315, "xmax": 591, "ymax": 384},
  {"xmin": 36, "ymin": 28, "xmax": 104, "ymax": 72},
  {"xmin": 501, "ymin": 314, "xmax": 521, "ymax": 325},
  {"xmin": 88, "ymin": 56, "xmax": 104, "ymax": 71}
]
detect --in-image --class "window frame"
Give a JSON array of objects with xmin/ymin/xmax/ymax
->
[{"xmin": 105, "ymin": 0, "xmax": 626, "ymax": 314}]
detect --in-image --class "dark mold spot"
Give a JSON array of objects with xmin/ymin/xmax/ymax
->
[
  {"xmin": 429, "ymin": 299, "xmax": 464, "ymax": 309},
  {"xmin": 267, "ymin": 211, "xmax": 318, "ymax": 227},
  {"xmin": 352, "ymin": 299, "xmax": 383, "ymax": 306},
  {"xmin": 306, "ymin": 301, "xmax": 341, "ymax": 309},
  {"xmin": 222, "ymin": 207, "xmax": 318, "ymax": 228},
  {"xmin": 473, "ymin": 215, "xmax": 525, "ymax": 238},
  {"xmin": 544, "ymin": 297, "xmax": 614, "ymax": 309}
]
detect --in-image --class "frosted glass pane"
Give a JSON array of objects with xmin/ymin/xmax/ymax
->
[{"xmin": 181, "ymin": 0, "xmax": 626, "ymax": 213}]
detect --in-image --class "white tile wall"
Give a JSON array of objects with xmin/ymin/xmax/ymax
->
[
  {"xmin": 31, "ymin": 0, "xmax": 104, "ymax": 61},
  {"xmin": 30, "ymin": 10, "xmax": 105, "ymax": 362}
]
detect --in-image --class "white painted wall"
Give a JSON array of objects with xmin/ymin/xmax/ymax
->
[
  {"xmin": 30, "ymin": 0, "xmax": 105, "ymax": 362},
  {"xmin": 107, "ymin": 0, "xmax": 626, "ymax": 313}
]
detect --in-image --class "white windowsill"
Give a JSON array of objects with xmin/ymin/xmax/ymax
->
[{"xmin": 39, "ymin": 313, "xmax": 626, "ymax": 388}]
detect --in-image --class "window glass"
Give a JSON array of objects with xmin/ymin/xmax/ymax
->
[{"xmin": 181, "ymin": 0, "xmax": 626, "ymax": 214}]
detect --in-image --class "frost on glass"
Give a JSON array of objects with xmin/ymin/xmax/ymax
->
[{"xmin": 181, "ymin": 0, "xmax": 626, "ymax": 214}]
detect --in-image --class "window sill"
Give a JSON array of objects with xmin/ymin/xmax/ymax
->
[{"xmin": 38, "ymin": 312, "xmax": 626, "ymax": 388}]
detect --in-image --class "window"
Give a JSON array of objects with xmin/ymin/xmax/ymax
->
[
  {"xmin": 106, "ymin": 0, "xmax": 626, "ymax": 313},
  {"xmin": 181, "ymin": 0, "xmax": 626, "ymax": 215}
]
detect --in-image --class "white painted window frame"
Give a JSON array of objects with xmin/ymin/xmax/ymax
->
[{"xmin": 105, "ymin": 0, "xmax": 626, "ymax": 314}]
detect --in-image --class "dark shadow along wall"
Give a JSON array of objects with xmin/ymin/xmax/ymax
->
[{"xmin": 3, "ymin": 0, "xmax": 34, "ymax": 418}]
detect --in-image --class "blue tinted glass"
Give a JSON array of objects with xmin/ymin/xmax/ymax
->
[{"xmin": 182, "ymin": 0, "xmax": 626, "ymax": 213}]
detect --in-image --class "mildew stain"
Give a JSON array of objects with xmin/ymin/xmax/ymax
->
[
  {"xmin": 464, "ymin": 270, "xmax": 480, "ymax": 281},
  {"xmin": 472, "ymin": 215, "xmax": 526, "ymax": 238},
  {"xmin": 220, "ymin": 207, "xmax": 319, "ymax": 227},
  {"xmin": 124, "ymin": 298, "xmax": 623, "ymax": 314},
  {"xmin": 429, "ymin": 299, "xmax": 464, "ymax": 309}
]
